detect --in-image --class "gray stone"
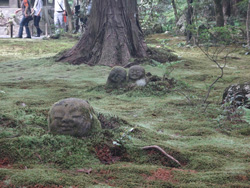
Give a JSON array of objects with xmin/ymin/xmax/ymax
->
[
  {"xmin": 223, "ymin": 83, "xmax": 250, "ymax": 109},
  {"xmin": 176, "ymin": 14, "xmax": 186, "ymax": 35},
  {"xmin": 48, "ymin": 98, "xmax": 101, "ymax": 137},
  {"xmin": 106, "ymin": 66, "xmax": 127, "ymax": 88},
  {"xmin": 128, "ymin": 65, "xmax": 147, "ymax": 87},
  {"xmin": 128, "ymin": 65, "xmax": 145, "ymax": 81}
]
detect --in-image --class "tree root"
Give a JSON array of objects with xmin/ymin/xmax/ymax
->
[{"xmin": 142, "ymin": 145, "xmax": 182, "ymax": 167}]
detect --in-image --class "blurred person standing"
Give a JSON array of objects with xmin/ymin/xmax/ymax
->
[
  {"xmin": 15, "ymin": 0, "xmax": 32, "ymax": 38},
  {"xmin": 54, "ymin": 0, "xmax": 66, "ymax": 33},
  {"xmin": 32, "ymin": 0, "xmax": 43, "ymax": 37}
]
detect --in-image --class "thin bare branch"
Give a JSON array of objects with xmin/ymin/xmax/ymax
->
[{"xmin": 142, "ymin": 145, "xmax": 182, "ymax": 166}]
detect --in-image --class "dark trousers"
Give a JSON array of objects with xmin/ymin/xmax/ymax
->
[
  {"xmin": 18, "ymin": 16, "xmax": 32, "ymax": 38},
  {"xmin": 34, "ymin": 15, "xmax": 42, "ymax": 36}
]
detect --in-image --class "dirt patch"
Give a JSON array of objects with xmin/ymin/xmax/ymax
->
[
  {"xmin": 22, "ymin": 185, "xmax": 77, "ymax": 188},
  {"xmin": 93, "ymin": 169, "xmax": 117, "ymax": 187},
  {"xmin": 0, "ymin": 157, "xmax": 11, "ymax": 169},
  {"xmin": 0, "ymin": 181, "xmax": 16, "ymax": 188},
  {"xmin": 236, "ymin": 175, "xmax": 249, "ymax": 182},
  {"xmin": 142, "ymin": 168, "xmax": 176, "ymax": 183},
  {"xmin": 94, "ymin": 144, "xmax": 128, "ymax": 165},
  {"xmin": 142, "ymin": 168, "xmax": 196, "ymax": 183}
]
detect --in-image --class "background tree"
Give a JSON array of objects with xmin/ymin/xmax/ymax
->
[
  {"xmin": 247, "ymin": 0, "xmax": 250, "ymax": 46},
  {"xmin": 222, "ymin": 0, "xmax": 231, "ymax": 25},
  {"xmin": 186, "ymin": 0, "xmax": 193, "ymax": 43},
  {"xmin": 64, "ymin": 0, "xmax": 74, "ymax": 32},
  {"xmin": 231, "ymin": 0, "xmax": 243, "ymax": 16},
  {"xmin": 214, "ymin": 0, "xmax": 224, "ymax": 27},
  {"xmin": 171, "ymin": 0, "xmax": 179, "ymax": 24},
  {"xmin": 58, "ymin": 0, "xmax": 147, "ymax": 67}
]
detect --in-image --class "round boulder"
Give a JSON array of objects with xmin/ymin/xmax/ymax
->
[{"xmin": 48, "ymin": 98, "xmax": 101, "ymax": 137}]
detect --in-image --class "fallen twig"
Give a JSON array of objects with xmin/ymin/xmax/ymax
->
[
  {"xmin": 77, "ymin": 168, "xmax": 92, "ymax": 174},
  {"xmin": 142, "ymin": 145, "xmax": 182, "ymax": 166}
]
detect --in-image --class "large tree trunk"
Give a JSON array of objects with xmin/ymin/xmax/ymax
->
[
  {"xmin": 231, "ymin": 0, "xmax": 243, "ymax": 17},
  {"xmin": 214, "ymin": 0, "xmax": 224, "ymax": 27},
  {"xmin": 171, "ymin": 0, "xmax": 178, "ymax": 24},
  {"xmin": 186, "ymin": 0, "xmax": 193, "ymax": 44},
  {"xmin": 64, "ymin": 0, "xmax": 74, "ymax": 32},
  {"xmin": 247, "ymin": 0, "xmax": 250, "ymax": 46},
  {"xmin": 58, "ymin": 0, "xmax": 147, "ymax": 67},
  {"xmin": 222, "ymin": 0, "xmax": 231, "ymax": 25}
]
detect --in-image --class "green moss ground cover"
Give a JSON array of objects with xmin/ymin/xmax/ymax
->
[{"xmin": 0, "ymin": 35, "xmax": 250, "ymax": 187}]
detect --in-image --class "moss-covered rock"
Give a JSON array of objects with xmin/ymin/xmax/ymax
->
[{"xmin": 48, "ymin": 98, "xmax": 101, "ymax": 137}]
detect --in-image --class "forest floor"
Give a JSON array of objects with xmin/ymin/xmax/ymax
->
[{"xmin": 0, "ymin": 33, "xmax": 250, "ymax": 188}]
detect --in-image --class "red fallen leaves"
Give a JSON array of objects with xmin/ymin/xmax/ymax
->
[
  {"xmin": 142, "ymin": 168, "xmax": 175, "ymax": 182},
  {"xmin": 236, "ymin": 175, "xmax": 249, "ymax": 181},
  {"xmin": 27, "ymin": 185, "xmax": 64, "ymax": 188},
  {"xmin": 23, "ymin": 185, "xmax": 78, "ymax": 188},
  {"xmin": 149, "ymin": 168, "xmax": 174, "ymax": 181},
  {"xmin": 95, "ymin": 144, "xmax": 119, "ymax": 164},
  {"xmin": 94, "ymin": 169, "xmax": 117, "ymax": 187},
  {"xmin": 0, "ymin": 158, "xmax": 11, "ymax": 168},
  {"xmin": 0, "ymin": 158, "xmax": 28, "ymax": 170},
  {"xmin": 142, "ymin": 168, "xmax": 197, "ymax": 183},
  {"xmin": 0, "ymin": 184, "xmax": 79, "ymax": 188},
  {"xmin": 0, "ymin": 182, "xmax": 15, "ymax": 188},
  {"xmin": 28, "ymin": 186, "xmax": 79, "ymax": 188}
]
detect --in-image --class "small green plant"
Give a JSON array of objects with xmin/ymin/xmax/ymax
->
[{"xmin": 192, "ymin": 26, "xmax": 239, "ymax": 107}]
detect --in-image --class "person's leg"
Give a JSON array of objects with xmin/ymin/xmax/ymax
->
[
  {"xmin": 54, "ymin": 12, "xmax": 60, "ymax": 34},
  {"xmin": 34, "ymin": 16, "xmax": 42, "ymax": 37},
  {"xmin": 34, "ymin": 16, "xmax": 38, "ymax": 28},
  {"xmin": 37, "ymin": 16, "xmax": 42, "ymax": 35},
  {"xmin": 34, "ymin": 16, "xmax": 39, "ymax": 36},
  {"xmin": 24, "ymin": 17, "xmax": 31, "ymax": 38},
  {"xmin": 17, "ymin": 16, "xmax": 25, "ymax": 38},
  {"xmin": 58, "ymin": 13, "xmax": 65, "ymax": 31}
]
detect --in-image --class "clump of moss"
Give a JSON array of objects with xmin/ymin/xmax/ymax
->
[
  {"xmin": 236, "ymin": 127, "xmax": 250, "ymax": 136},
  {"xmin": 0, "ymin": 133, "xmax": 100, "ymax": 168},
  {"xmin": 0, "ymin": 114, "xmax": 19, "ymax": 128},
  {"xmin": 1, "ymin": 167, "xmax": 91, "ymax": 187},
  {"xmin": 147, "ymin": 47, "xmax": 179, "ymax": 63},
  {"xmin": 186, "ymin": 155, "xmax": 225, "ymax": 170}
]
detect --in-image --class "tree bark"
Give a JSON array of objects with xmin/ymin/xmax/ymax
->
[
  {"xmin": 186, "ymin": 0, "xmax": 193, "ymax": 43},
  {"xmin": 222, "ymin": 0, "xmax": 231, "ymax": 25},
  {"xmin": 64, "ymin": 0, "xmax": 74, "ymax": 32},
  {"xmin": 58, "ymin": 0, "xmax": 147, "ymax": 67},
  {"xmin": 214, "ymin": 0, "xmax": 224, "ymax": 27},
  {"xmin": 231, "ymin": 0, "xmax": 243, "ymax": 17},
  {"xmin": 171, "ymin": 0, "xmax": 178, "ymax": 24},
  {"xmin": 247, "ymin": 0, "xmax": 250, "ymax": 46}
]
